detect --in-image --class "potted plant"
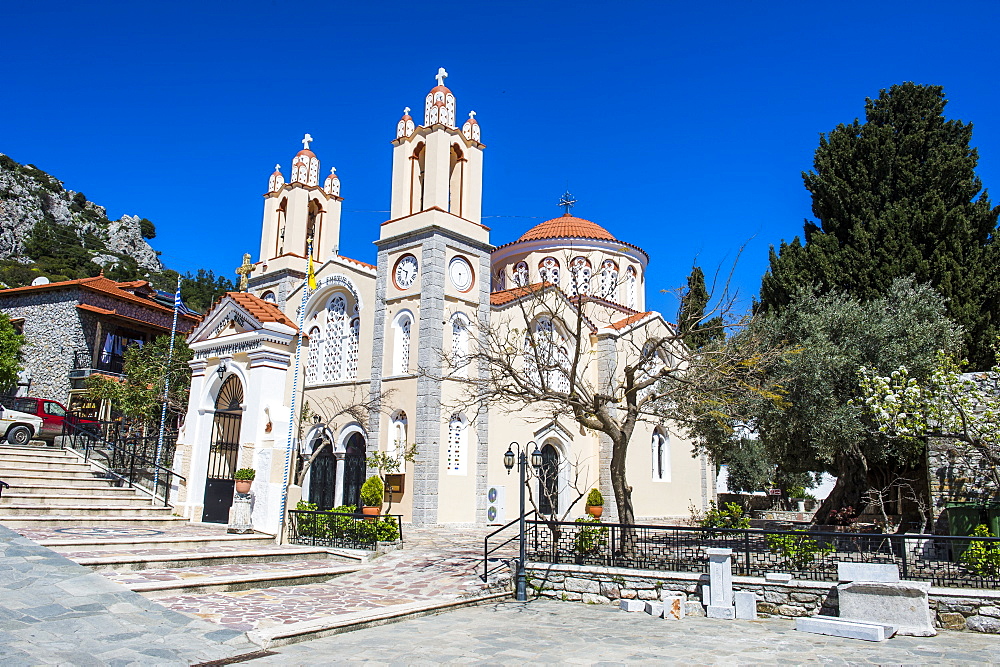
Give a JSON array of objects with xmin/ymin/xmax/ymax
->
[
  {"xmin": 234, "ymin": 468, "xmax": 255, "ymax": 494},
  {"xmin": 360, "ymin": 475, "xmax": 384, "ymax": 517},
  {"xmin": 585, "ymin": 488, "xmax": 604, "ymax": 518}
]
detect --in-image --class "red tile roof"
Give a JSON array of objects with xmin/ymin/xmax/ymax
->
[
  {"xmin": 489, "ymin": 282, "xmax": 552, "ymax": 306},
  {"xmin": 517, "ymin": 214, "xmax": 618, "ymax": 243},
  {"xmin": 609, "ymin": 311, "xmax": 652, "ymax": 330},
  {"xmin": 226, "ymin": 292, "xmax": 297, "ymax": 329}
]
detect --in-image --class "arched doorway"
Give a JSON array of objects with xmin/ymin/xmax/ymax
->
[
  {"xmin": 202, "ymin": 375, "xmax": 243, "ymax": 523},
  {"xmin": 538, "ymin": 443, "xmax": 560, "ymax": 515},
  {"xmin": 342, "ymin": 432, "xmax": 366, "ymax": 509},
  {"xmin": 308, "ymin": 431, "xmax": 337, "ymax": 511}
]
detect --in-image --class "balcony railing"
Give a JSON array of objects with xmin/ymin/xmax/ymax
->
[{"xmin": 73, "ymin": 350, "xmax": 125, "ymax": 376}]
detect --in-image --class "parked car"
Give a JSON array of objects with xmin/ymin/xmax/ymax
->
[
  {"xmin": 0, "ymin": 396, "xmax": 80, "ymax": 442},
  {"xmin": 0, "ymin": 404, "xmax": 44, "ymax": 445}
]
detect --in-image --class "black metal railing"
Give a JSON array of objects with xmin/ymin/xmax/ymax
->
[
  {"xmin": 482, "ymin": 511, "xmax": 537, "ymax": 583},
  {"xmin": 61, "ymin": 415, "xmax": 183, "ymax": 506},
  {"xmin": 287, "ymin": 509, "xmax": 404, "ymax": 550},
  {"xmin": 523, "ymin": 519, "xmax": 1000, "ymax": 590},
  {"xmin": 0, "ymin": 479, "xmax": 8, "ymax": 499},
  {"xmin": 73, "ymin": 350, "xmax": 125, "ymax": 375}
]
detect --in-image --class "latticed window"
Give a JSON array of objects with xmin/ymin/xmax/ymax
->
[
  {"xmin": 570, "ymin": 257, "xmax": 592, "ymax": 296},
  {"xmin": 323, "ymin": 296, "xmax": 347, "ymax": 381},
  {"xmin": 600, "ymin": 259, "xmax": 619, "ymax": 300},
  {"xmin": 451, "ymin": 313, "xmax": 469, "ymax": 377},
  {"xmin": 555, "ymin": 346, "xmax": 571, "ymax": 393},
  {"xmin": 626, "ymin": 266, "xmax": 637, "ymax": 309},
  {"xmin": 394, "ymin": 313, "xmax": 412, "ymax": 375},
  {"xmin": 305, "ymin": 327, "xmax": 321, "ymax": 385},
  {"xmin": 347, "ymin": 318, "xmax": 360, "ymax": 379},
  {"xmin": 446, "ymin": 413, "xmax": 466, "ymax": 475},
  {"xmin": 513, "ymin": 261, "xmax": 529, "ymax": 287},
  {"xmin": 539, "ymin": 257, "xmax": 560, "ymax": 286}
]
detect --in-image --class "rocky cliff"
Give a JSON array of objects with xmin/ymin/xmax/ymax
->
[{"xmin": 0, "ymin": 153, "xmax": 163, "ymax": 278}]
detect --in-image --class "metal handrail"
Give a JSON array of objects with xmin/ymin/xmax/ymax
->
[
  {"xmin": 0, "ymin": 479, "xmax": 8, "ymax": 499},
  {"xmin": 482, "ymin": 511, "xmax": 536, "ymax": 583},
  {"xmin": 61, "ymin": 416, "xmax": 184, "ymax": 506}
]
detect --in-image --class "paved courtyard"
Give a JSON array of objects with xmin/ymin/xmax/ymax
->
[{"xmin": 253, "ymin": 599, "xmax": 1000, "ymax": 665}]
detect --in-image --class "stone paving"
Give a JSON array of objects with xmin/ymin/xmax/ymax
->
[
  {"xmin": 16, "ymin": 523, "xmax": 244, "ymax": 541},
  {"xmin": 251, "ymin": 599, "xmax": 1000, "ymax": 665},
  {"xmin": 0, "ymin": 522, "xmax": 257, "ymax": 666},
  {"xmin": 154, "ymin": 525, "xmax": 494, "ymax": 631},
  {"xmin": 102, "ymin": 558, "xmax": 339, "ymax": 586}
]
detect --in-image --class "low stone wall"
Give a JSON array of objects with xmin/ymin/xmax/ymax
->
[{"xmin": 525, "ymin": 562, "xmax": 1000, "ymax": 633}]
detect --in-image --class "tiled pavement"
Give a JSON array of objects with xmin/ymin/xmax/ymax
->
[
  {"xmin": 251, "ymin": 599, "xmax": 1000, "ymax": 665},
  {"xmin": 0, "ymin": 523, "xmax": 257, "ymax": 666}
]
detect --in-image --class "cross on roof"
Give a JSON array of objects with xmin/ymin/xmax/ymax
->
[
  {"xmin": 558, "ymin": 191, "xmax": 577, "ymax": 215},
  {"xmin": 468, "ymin": 110, "xmax": 476, "ymax": 120},
  {"xmin": 274, "ymin": 164, "xmax": 281, "ymax": 172},
  {"xmin": 301, "ymin": 133, "xmax": 313, "ymax": 150},
  {"xmin": 403, "ymin": 106, "xmax": 411, "ymax": 115},
  {"xmin": 235, "ymin": 253, "xmax": 254, "ymax": 292},
  {"xmin": 435, "ymin": 67, "xmax": 448, "ymax": 87}
]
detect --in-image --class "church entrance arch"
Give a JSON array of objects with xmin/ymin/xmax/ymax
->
[
  {"xmin": 308, "ymin": 432, "xmax": 338, "ymax": 511},
  {"xmin": 202, "ymin": 376, "xmax": 243, "ymax": 523},
  {"xmin": 342, "ymin": 432, "xmax": 366, "ymax": 509},
  {"xmin": 538, "ymin": 443, "xmax": 560, "ymax": 515}
]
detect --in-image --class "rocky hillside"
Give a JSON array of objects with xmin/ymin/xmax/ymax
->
[{"xmin": 0, "ymin": 153, "xmax": 162, "ymax": 285}]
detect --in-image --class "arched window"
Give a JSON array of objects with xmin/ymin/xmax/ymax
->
[
  {"xmin": 410, "ymin": 142, "xmax": 426, "ymax": 214},
  {"xmin": 600, "ymin": 259, "xmax": 619, "ymax": 300},
  {"xmin": 652, "ymin": 429, "xmax": 671, "ymax": 482},
  {"xmin": 513, "ymin": 261, "xmax": 529, "ymax": 287},
  {"xmin": 391, "ymin": 411, "xmax": 407, "ymax": 460},
  {"xmin": 524, "ymin": 317, "xmax": 568, "ymax": 391},
  {"xmin": 569, "ymin": 257, "xmax": 592, "ymax": 296},
  {"xmin": 347, "ymin": 318, "xmax": 360, "ymax": 379},
  {"xmin": 450, "ymin": 313, "xmax": 470, "ymax": 377},
  {"xmin": 494, "ymin": 270, "xmax": 506, "ymax": 292},
  {"xmin": 323, "ymin": 295, "xmax": 347, "ymax": 382},
  {"xmin": 449, "ymin": 144, "xmax": 465, "ymax": 217},
  {"xmin": 538, "ymin": 443, "xmax": 560, "ymax": 514},
  {"xmin": 626, "ymin": 266, "xmax": 638, "ymax": 309},
  {"xmin": 261, "ymin": 291, "xmax": 276, "ymax": 303},
  {"xmin": 392, "ymin": 311, "xmax": 413, "ymax": 375},
  {"xmin": 305, "ymin": 326, "xmax": 321, "ymax": 385},
  {"xmin": 538, "ymin": 257, "xmax": 560, "ymax": 286},
  {"xmin": 446, "ymin": 413, "xmax": 467, "ymax": 475}
]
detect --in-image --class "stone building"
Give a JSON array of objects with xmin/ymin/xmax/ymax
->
[
  {"xmin": 174, "ymin": 70, "xmax": 716, "ymax": 532},
  {"xmin": 0, "ymin": 275, "xmax": 200, "ymax": 411}
]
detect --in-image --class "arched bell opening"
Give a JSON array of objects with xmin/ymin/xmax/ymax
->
[{"xmin": 202, "ymin": 375, "xmax": 244, "ymax": 523}]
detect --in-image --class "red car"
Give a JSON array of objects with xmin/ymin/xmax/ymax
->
[{"xmin": 1, "ymin": 396, "xmax": 76, "ymax": 442}]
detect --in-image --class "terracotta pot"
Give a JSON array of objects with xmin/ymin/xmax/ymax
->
[
  {"xmin": 362, "ymin": 506, "xmax": 382, "ymax": 517},
  {"xmin": 235, "ymin": 480, "xmax": 253, "ymax": 494},
  {"xmin": 586, "ymin": 505, "xmax": 603, "ymax": 518}
]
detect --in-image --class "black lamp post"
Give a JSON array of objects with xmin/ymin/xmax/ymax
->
[{"xmin": 504, "ymin": 440, "xmax": 542, "ymax": 602}]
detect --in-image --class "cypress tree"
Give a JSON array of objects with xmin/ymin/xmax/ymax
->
[
  {"xmin": 678, "ymin": 266, "xmax": 724, "ymax": 349},
  {"xmin": 759, "ymin": 83, "xmax": 1000, "ymax": 369}
]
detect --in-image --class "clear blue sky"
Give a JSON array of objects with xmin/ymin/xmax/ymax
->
[{"xmin": 3, "ymin": 0, "xmax": 998, "ymax": 317}]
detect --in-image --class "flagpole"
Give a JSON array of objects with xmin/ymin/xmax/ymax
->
[
  {"xmin": 278, "ymin": 241, "xmax": 314, "ymax": 541},
  {"xmin": 154, "ymin": 275, "xmax": 182, "ymax": 502}
]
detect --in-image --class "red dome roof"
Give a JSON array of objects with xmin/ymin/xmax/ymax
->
[{"xmin": 518, "ymin": 214, "xmax": 618, "ymax": 243}]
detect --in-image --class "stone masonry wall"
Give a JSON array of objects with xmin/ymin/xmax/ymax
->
[
  {"xmin": 526, "ymin": 562, "xmax": 1000, "ymax": 633},
  {"xmin": 1, "ymin": 288, "xmax": 87, "ymax": 403}
]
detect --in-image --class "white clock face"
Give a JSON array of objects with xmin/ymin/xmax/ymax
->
[
  {"xmin": 394, "ymin": 254, "xmax": 419, "ymax": 289},
  {"xmin": 449, "ymin": 256, "xmax": 473, "ymax": 291}
]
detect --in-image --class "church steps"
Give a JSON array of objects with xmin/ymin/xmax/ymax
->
[
  {"xmin": 121, "ymin": 563, "xmax": 363, "ymax": 598},
  {"xmin": 0, "ymin": 514, "xmax": 188, "ymax": 528},
  {"xmin": 0, "ymin": 503, "xmax": 175, "ymax": 517},
  {"xmin": 1, "ymin": 483, "xmax": 144, "ymax": 496},
  {"xmin": 0, "ymin": 449, "xmax": 83, "ymax": 465},
  {"xmin": 0, "ymin": 466, "xmax": 104, "ymax": 480},
  {"xmin": 39, "ymin": 532, "xmax": 277, "ymax": 553},
  {"xmin": 75, "ymin": 545, "xmax": 348, "ymax": 572},
  {"xmin": 0, "ymin": 492, "xmax": 159, "ymax": 507}
]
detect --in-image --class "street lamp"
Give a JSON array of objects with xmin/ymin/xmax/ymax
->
[{"xmin": 504, "ymin": 440, "xmax": 542, "ymax": 602}]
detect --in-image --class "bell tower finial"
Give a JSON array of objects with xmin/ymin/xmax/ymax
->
[
  {"xmin": 558, "ymin": 191, "xmax": 577, "ymax": 216},
  {"xmin": 301, "ymin": 133, "xmax": 314, "ymax": 151},
  {"xmin": 435, "ymin": 67, "xmax": 448, "ymax": 87}
]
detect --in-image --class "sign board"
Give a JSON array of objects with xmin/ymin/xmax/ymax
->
[{"xmin": 768, "ymin": 489, "xmax": 782, "ymax": 496}]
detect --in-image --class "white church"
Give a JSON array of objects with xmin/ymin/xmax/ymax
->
[{"xmin": 172, "ymin": 69, "xmax": 715, "ymax": 533}]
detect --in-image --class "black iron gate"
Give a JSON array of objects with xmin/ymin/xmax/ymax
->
[
  {"xmin": 342, "ymin": 432, "xmax": 366, "ymax": 508},
  {"xmin": 202, "ymin": 376, "xmax": 243, "ymax": 523},
  {"xmin": 309, "ymin": 446, "xmax": 338, "ymax": 510},
  {"xmin": 539, "ymin": 444, "xmax": 559, "ymax": 515}
]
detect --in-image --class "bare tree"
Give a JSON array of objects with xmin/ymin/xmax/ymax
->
[{"xmin": 437, "ymin": 254, "xmax": 790, "ymax": 544}]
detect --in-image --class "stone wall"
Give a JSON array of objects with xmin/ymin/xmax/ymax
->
[
  {"xmin": 1, "ymin": 288, "xmax": 86, "ymax": 402},
  {"xmin": 927, "ymin": 438, "xmax": 999, "ymax": 531},
  {"xmin": 526, "ymin": 562, "xmax": 1000, "ymax": 633}
]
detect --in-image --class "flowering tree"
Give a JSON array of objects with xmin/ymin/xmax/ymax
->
[{"xmin": 858, "ymin": 350, "xmax": 1000, "ymax": 496}]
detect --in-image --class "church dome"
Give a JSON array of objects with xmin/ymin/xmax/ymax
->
[{"xmin": 517, "ymin": 214, "xmax": 618, "ymax": 243}]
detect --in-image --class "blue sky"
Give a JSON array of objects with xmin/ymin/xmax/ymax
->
[{"xmin": 3, "ymin": 0, "xmax": 998, "ymax": 317}]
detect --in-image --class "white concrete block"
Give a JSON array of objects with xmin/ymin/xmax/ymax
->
[
  {"xmin": 701, "ymin": 585, "xmax": 711, "ymax": 605},
  {"xmin": 707, "ymin": 549, "xmax": 734, "ymax": 608},
  {"xmin": 764, "ymin": 572, "xmax": 793, "ymax": 584},
  {"xmin": 734, "ymin": 591, "xmax": 757, "ymax": 620},
  {"xmin": 837, "ymin": 581, "xmax": 936, "ymax": 636},
  {"xmin": 644, "ymin": 601, "xmax": 664, "ymax": 618},
  {"xmin": 837, "ymin": 562, "xmax": 900, "ymax": 583},
  {"xmin": 796, "ymin": 615, "xmax": 895, "ymax": 642},
  {"xmin": 684, "ymin": 601, "xmax": 706, "ymax": 617},
  {"xmin": 619, "ymin": 599, "xmax": 645, "ymax": 612},
  {"xmin": 662, "ymin": 595, "xmax": 685, "ymax": 620},
  {"xmin": 706, "ymin": 605, "xmax": 735, "ymax": 619}
]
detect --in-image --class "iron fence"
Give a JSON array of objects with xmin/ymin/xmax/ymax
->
[
  {"xmin": 0, "ymin": 479, "xmax": 8, "ymax": 499},
  {"xmin": 61, "ymin": 414, "xmax": 182, "ymax": 506},
  {"xmin": 524, "ymin": 519, "xmax": 1000, "ymax": 589},
  {"xmin": 287, "ymin": 509, "xmax": 404, "ymax": 550}
]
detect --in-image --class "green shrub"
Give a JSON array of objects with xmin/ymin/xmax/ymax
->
[
  {"xmin": 360, "ymin": 475, "xmax": 384, "ymax": 507},
  {"xmin": 573, "ymin": 516, "xmax": 608, "ymax": 555},
  {"xmin": 699, "ymin": 501, "xmax": 751, "ymax": 536},
  {"xmin": 960, "ymin": 525, "xmax": 1000, "ymax": 577},
  {"xmin": 766, "ymin": 532, "xmax": 833, "ymax": 569},
  {"xmin": 586, "ymin": 488, "xmax": 604, "ymax": 506},
  {"xmin": 234, "ymin": 468, "xmax": 255, "ymax": 481}
]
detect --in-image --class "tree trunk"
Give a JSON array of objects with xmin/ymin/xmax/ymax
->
[
  {"xmin": 815, "ymin": 443, "xmax": 869, "ymax": 525},
  {"xmin": 609, "ymin": 435, "xmax": 635, "ymax": 552}
]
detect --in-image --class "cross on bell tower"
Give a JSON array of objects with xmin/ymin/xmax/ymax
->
[
  {"xmin": 301, "ymin": 133, "xmax": 314, "ymax": 150},
  {"xmin": 435, "ymin": 67, "xmax": 448, "ymax": 87}
]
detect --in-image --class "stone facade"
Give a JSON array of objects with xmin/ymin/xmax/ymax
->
[{"xmin": 526, "ymin": 562, "xmax": 1000, "ymax": 634}]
